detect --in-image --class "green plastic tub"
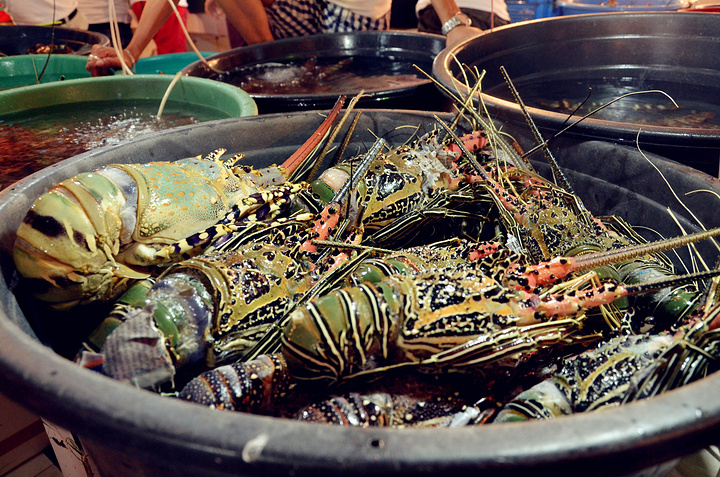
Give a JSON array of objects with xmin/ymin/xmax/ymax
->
[
  {"xmin": 0, "ymin": 73, "xmax": 257, "ymax": 119},
  {"xmin": 134, "ymin": 52, "xmax": 214, "ymax": 75},
  {"xmin": 0, "ymin": 54, "xmax": 107, "ymax": 90},
  {"xmin": 0, "ymin": 74, "xmax": 256, "ymax": 188}
]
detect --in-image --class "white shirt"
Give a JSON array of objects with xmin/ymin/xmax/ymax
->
[
  {"xmin": 331, "ymin": 0, "xmax": 392, "ymax": 20},
  {"xmin": 416, "ymin": 0, "xmax": 510, "ymax": 22},
  {"xmin": 4, "ymin": 0, "xmax": 78, "ymax": 24},
  {"xmin": 77, "ymin": 0, "xmax": 132, "ymax": 24}
]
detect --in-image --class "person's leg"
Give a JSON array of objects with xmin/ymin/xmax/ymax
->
[{"xmin": 225, "ymin": 17, "xmax": 246, "ymax": 48}]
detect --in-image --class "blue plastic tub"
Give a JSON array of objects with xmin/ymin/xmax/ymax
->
[
  {"xmin": 506, "ymin": 0, "xmax": 555, "ymax": 21},
  {"xmin": 556, "ymin": 0, "xmax": 687, "ymax": 15}
]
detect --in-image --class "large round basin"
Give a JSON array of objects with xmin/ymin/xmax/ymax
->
[
  {"xmin": 0, "ymin": 110, "xmax": 719, "ymax": 477},
  {"xmin": 182, "ymin": 31, "xmax": 450, "ymax": 113},
  {"xmin": 433, "ymin": 12, "xmax": 720, "ymax": 175},
  {"xmin": 0, "ymin": 74, "xmax": 257, "ymax": 189},
  {"xmin": 0, "ymin": 25, "xmax": 109, "ymax": 56}
]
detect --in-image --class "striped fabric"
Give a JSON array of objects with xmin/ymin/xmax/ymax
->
[
  {"xmin": 322, "ymin": 1, "xmax": 390, "ymax": 32},
  {"xmin": 267, "ymin": 0, "xmax": 390, "ymax": 40}
]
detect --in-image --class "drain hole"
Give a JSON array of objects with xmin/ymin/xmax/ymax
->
[{"xmin": 370, "ymin": 438, "xmax": 385, "ymax": 449}]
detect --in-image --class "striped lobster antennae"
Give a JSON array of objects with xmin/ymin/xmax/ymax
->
[{"xmin": 510, "ymin": 226, "xmax": 720, "ymax": 291}]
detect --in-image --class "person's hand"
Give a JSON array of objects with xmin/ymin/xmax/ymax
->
[
  {"xmin": 204, "ymin": 0, "xmax": 224, "ymax": 19},
  {"xmin": 445, "ymin": 25, "xmax": 484, "ymax": 48},
  {"xmin": 85, "ymin": 44, "xmax": 136, "ymax": 77}
]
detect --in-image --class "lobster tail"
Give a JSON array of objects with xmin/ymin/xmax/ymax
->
[
  {"xmin": 13, "ymin": 171, "xmax": 141, "ymax": 308},
  {"xmin": 101, "ymin": 306, "xmax": 176, "ymax": 389},
  {"xmin": 178, "ymin": 353, "xmax": 292, "ymax": 413},
  {"xmin": 294, "ymin": 391, "xmax": 485, "ymax": 428}
]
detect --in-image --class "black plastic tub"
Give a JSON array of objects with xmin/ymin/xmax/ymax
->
[
  {"xmin": 182, "ymin": 31, "xmax": 451, "ymax": 113},
  {"xmin": 0, "ymin": 25, "xmax": 110, "ymax": 56},
  {"xmin": 433, "ymin": 12, "xmax": 720, "ymax": 176},
  {"xmin": 1, "ymin": 111, "xmax": 720, "ymax": 477}
]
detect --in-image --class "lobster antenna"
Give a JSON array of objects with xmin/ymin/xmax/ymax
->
[
  {"xmin": 330, "ymin": 137, "xmax": 386, "ymax": 207},
  {"xmin": 312, "ymin": 240, "xmax": 395, "ymax": 255},
  {"xmin": 447, "ymin": 72, "xmax": 483, "ymax": 141},
  {"xmin": 623, "ymin": 268, "xmax": 720, "ymax": 296},
  {"xmin": 283, "ymin": 95, "xmax": 346, "ymax": 182},
  {"xmin": 416, "ymin": 64, "xmax": 530, "ymax": 172},
  {"xmin": 305, "ymin": 91, "xmax": 367, "ymax": 182},
  {"xmin": 555, "ymin": 87, "xmax": 594, "ymax": 135},
  {"xmin": 572, "ymin": 227, "xmax": 720, "ymax": 272},
  {"xmin": 499, "ymin": 66, "xmax": 576, "ymax": 196},
  {"xmin": 328, "ymin": 110, "xmax": 362, "ymax": 171},
  {"xmin": 521, "ymin": 90, "xmax": 679, "ymax": 160},
  {"xmin": 241, "ymin": 249, "xmax": 374, "ymax": 361},
  {"xmin": 433, "ymin": 114, "xmax": 487, "ymax": 175}
]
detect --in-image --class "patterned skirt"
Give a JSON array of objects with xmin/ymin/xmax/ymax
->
[{"xmin": 267, "ymin": 0, "xmax": 391, "ymax": 39}]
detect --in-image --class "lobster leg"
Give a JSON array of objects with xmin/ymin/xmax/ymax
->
[
  {"xmin": 300, "ymin": 137, "xmax": 387, "ymax": 253},
  {"xmin": 149, "ymin": 182, "xmax": 306, "ymax": 263}
]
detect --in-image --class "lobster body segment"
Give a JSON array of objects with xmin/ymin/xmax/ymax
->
[
  {"xmin": 112, "ymin": 158, "xmax": 260, "ymax": 261},
  {"xmin": 14, "ymin": 170, "xmax": 140, "ymax": 306},
  {"xmin": 281, "ymin": 267, "xmax": 593, "ymax": 383}
]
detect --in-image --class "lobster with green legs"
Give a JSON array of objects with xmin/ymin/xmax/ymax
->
[
  {"xmin": 89, "ymin": 242, "xmax": 315, "ymax": 388},
  {"xmin": 79, "ymin": 109, "xmax": 720, "ymax": 396},
  {"xmin": 177, "ymin": 250, "xmax": 720, "ymax": 413}
]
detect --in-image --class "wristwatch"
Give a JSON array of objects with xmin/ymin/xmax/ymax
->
[{"xmin": 441, "ymin": 11, "xmax": 472, "ymax": 35}]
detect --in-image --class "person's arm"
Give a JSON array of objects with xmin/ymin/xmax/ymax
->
[
  {"xmin": 216, "ymin": 0, "xmax": 274, "ymax": 45},
  {"xmin": 86, "ymin": 0, "xmax": 177, "ymax": 76},
  {"xmin": 429, "ymin": 0, "xmax": 484, "ymax": 47}
]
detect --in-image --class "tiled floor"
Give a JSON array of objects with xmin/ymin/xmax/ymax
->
[
  {"xmin": 0, "ymin": 392, "xmax": 61, "ymax": 477},
  {"xmin": 3, "ymin": 452, "xmax": 62, "ymax": 477}
]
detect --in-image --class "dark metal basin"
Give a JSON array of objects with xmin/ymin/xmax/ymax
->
[
  {"xmin": 1, "ymin": 111, "xmax": 720, "ymax": 477},
  {"xmin": 432, "ymin": 12, "xmax": 720, "ymax": 175},
  {"xmin": 0, "ymin": 25, "xmax": 110, "ymax": 56},
  {"xmin": 181, "ymin": 31, "xmax": 451, "ymax": 113}
]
